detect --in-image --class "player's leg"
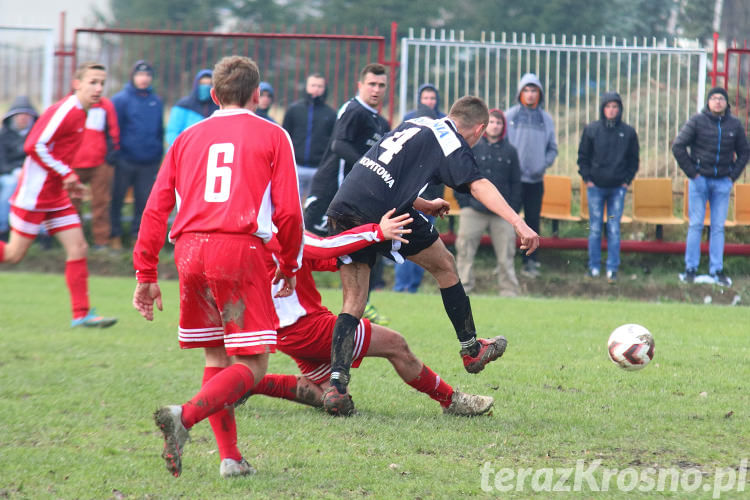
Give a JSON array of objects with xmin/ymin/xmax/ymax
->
[
  {"xmin": 0, "ymin": 228, "xmax": 35, "ymax": 264},
  {"xmin": 408, "ymin": 237, "xmax": 506, "ymax": 374},
  {"xmin": 239, "ymin": 373, "xmax": 324, "ymax": 408},
  {"xmin": 54, "ymin": 219, "xmax": 117, "ymax": 327},
  {"xmin": 366, "ymin": 324, "xmax": 493, "ymax": 415},
  {"xmin": 328, "ymin": 260, "xmax": 370, "ymax": 394}
]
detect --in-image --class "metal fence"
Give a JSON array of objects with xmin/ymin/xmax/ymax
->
[
  {"xmin": 0, "ymin": 25, "xmax": 54, "ymax": 110},
  {"xmin": 63, "ymin": 27, "xmax": 389, "ymax": 122},
  {"xmin": 400, "ymin": 29, "xmax": 708, "ymax": 182}
]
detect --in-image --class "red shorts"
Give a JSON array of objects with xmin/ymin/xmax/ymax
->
[
  {"xmin": 175, "ymin": 232, "xmax": 278, "ymax": 357},
  {"xmin": 277, "ymin": 310, "xmax": 371, "ymax": 384},
  {"xmin": 9, "ymin": 205, "xmax": 80, "ymax": 238}
]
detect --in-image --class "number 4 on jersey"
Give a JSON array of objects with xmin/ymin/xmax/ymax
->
[{"xmin": 377, "ymin": 127, "xmax": 420, "ymax": 165}]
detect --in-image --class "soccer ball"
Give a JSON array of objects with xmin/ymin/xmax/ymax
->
[{"xmin": 607, "ymin": 324, "xmax": 655, "ymax": 371}]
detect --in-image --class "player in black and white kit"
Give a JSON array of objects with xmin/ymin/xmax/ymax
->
[
  {"xmin": 303, "ymin": 63, "xmax": 390, "ymax": 236},
  {"xmin": 321, "ymin": 96, "xmax": 540, "ymax": 415}
]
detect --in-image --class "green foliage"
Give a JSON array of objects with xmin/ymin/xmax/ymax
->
[
  {"xmin": 678, "ymin": 0, "xmax": 716, "ymax": 41},
  {"xmin": 1, "ymin": 273, "xmax": 749, "ymax": 497},
  {"xmin": 108, "ymin": 0, "xmax": 223, "ymax": 29}
]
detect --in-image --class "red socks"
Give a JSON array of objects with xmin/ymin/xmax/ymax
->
[
  {"xmin": 65, "ymin": 258, "xmax": 89, "ymax": 319},
  {"xmin": 201, "ymin": 367, "xmax": 241, "ymax": 461},
  {"xmin": 0, "ymin": 241, "xmax": 5, "ymax": 262},
  {"xmin": 181, "ymin": 363, "xmax": 255, "ymax": 429},
  {"xmin": 251, "ymin": 374, "xmax": 298, "ymax": 401},
  {"xmin": 407, "ymin": 364, "xmax": 454, "ymax": 408}
]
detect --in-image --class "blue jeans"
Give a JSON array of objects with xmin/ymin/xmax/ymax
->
[
  {"xmin": 685, "ymin": 176, "xmax": 732, "ymax": 274},
  {"xmin": 587, "ymin": 185, "xmax": 626, "ymax": 272},
  {"xmin": 0, "ymin": 172, "xmax": 18, "ymax": 232},
  {"xmin": 110, "ymin": 158, "xmax": 160, "ymax": 238}
]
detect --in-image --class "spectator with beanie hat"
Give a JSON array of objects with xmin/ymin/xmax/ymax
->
[
  {"xmin": 256, "ymin": 81, "xmax": 275, "ymax": 122},
  {"xmin": 672, "ymin": 86, "xmax": 749, "ymax": 286},
  {"xmin": 110, "ymin": 60, "xmax": 164, "ymax": 249}
]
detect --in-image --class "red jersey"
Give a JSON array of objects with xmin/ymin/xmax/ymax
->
[
  {"xmin": 271, "ymin": 224, "xmax": 384, "ymax": 328},
  {"xmin": 71, "ymin": 97, "xmax": 119, "ymax": 168},
  {"xmin": 134, "ymin": 108, "xmax": 304, "ymax": 282},
  {"xmin": 11, "ymin": 94, "xmax": 86, "ymax": 211}
]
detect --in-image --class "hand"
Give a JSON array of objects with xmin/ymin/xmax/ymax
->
[
  {"xmin": 512, "ymin": 219, "xmax": 540, "ymax": 256},
  {"xmin": 420, "ymin": 198, "xmax": 451, "ymax": 218},
  {"xmin": 62, "ymin": 173, "xmax": 85, "ymax": 200},
  {"xmin": 587, "ymin": 181, "xmax": 595, "ymax": 188},
  {"xmin": 378, "ymin": 208, "xmax": 412, "ymax": 244},
  {"xmin": 273, "ymin": 268, "xmax": 296, "ymax": 298},
  {"xmin": 133, "ymin": 282, "xmax": 163, "ymax": 321}
]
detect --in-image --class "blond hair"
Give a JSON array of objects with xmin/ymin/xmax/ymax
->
[{"xmin": 74, "ymin": 61, "xmax": 106, "ymax": 81}]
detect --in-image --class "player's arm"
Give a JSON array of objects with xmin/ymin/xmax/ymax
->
[
  {"xmin": 302, "ymin": 208, "xmax": 412, "ymax": 261},
  {"xmin": 132, "ymin": 147, "xmax": 177, "ymax": 286},
  {"xmin": 270, "ymin": 129, "xmax": 305, "ymax": 287},
  {"xmin": 25, "ymin": 105, "xmax": 82, "ymax": 192},
  {"xmin": 413, "ymin": 196, "xmax": 450, "ymax": 218},
  {"xmin": 469, "ymin": 178, "xmax": 539, "ymax": 254}
]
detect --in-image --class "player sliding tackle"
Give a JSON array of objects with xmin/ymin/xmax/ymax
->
[
  {"xmin": 322, "ymin": 96, "xmax": 540, "ymax": 414},
  {"xmin": 236, "ymin": 209, "xmax": 494, "ymax": 416}
]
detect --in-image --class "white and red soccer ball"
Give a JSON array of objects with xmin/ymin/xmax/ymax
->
[{"xmin": 607, "ymin": 324, "xmax": 655, "ymax": 371}]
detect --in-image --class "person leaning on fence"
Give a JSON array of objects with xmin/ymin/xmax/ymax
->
[
  {"xmin": 0, "ymin": 96, "xmax": 38, "ymax": 242},
  {"xmin": 672, "ymin": 86, "xmax": 750, "ymax": 287},
  {"xmin": 505, "ymin": 72, "xmax": 558, "ymax": 279},
  {"xmin": 577, "ymin": 91, "xmax": 639, "ymax": 285},
  {"xmin": 455, "ymin": 108, "xmax": 522, "ymax": 297},
  {"xmin": 0, "ymin": 62, "xmax": 117, "ymax": 328},
  {"xmin": 70, "ymin": 95, "xmax": 120, "ymax": 250},
  {"xmin": 282, "ymin": 73, "xmax": 336, "ymax": 201},
  {"xmin": 166, "ymin": 68, "xmax": 218, "ymax": 147}
]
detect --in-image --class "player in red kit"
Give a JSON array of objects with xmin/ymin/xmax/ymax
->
[
  {"xmin": 132, "ymin": 56, "xmax": 303, "ymax": 479},
  {"xmin": 237, "ymin": 210, "xmax": 495, "ymax": 417},
  {"xmin": 1, "ymin": 61, "xmax": 116, "ymax": 328}
]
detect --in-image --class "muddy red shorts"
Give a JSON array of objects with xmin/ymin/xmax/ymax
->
[
  {"xmin": 277, "ymin": 309, "xmax": 371, "ymax": 384},
  {"xmin": 9, "ymin": 205, "xmax": 80, "ymax": 238},
  {"xmin": 174, "ymin": 232, "xmax": 278, "ymax": 356}
]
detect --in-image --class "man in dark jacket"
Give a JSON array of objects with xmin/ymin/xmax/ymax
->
[
  {"xmin": 110, "ymin": 60, "xmax": 164, "ymax": 249},
  {"xmin": 672, "ymin": 86, "xmax": 750, "ymax": 286},
  {"xmin": 455, "ymin": 109, "xmax": 522, "ymax": 296},
  {"xmin": 282, "ymin": 73, "xmax": 336, "ymax": 201},
  {"xmin": 578, "ymin": 92, "xmax": 639, "ymax": 284},
  {"xmin": 0, "ymin": 96, "xmax": 38, "ymax": 241}
]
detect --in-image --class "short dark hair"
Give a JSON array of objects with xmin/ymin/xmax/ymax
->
[
  {"xmin": 448, "ymin": 96, "xmax": 489, "ymax": 129},
  {"xmin": 307, "ymin": 72, "xmax": 325, "ymax": 81},
  {"xmin": 74, "ymin": 61, "xmax": 106, "ymax": 81},
  {"xmin": 213, "ymin": 56, "xmax": 260, "ymax": 107},
  {"xmin": 359, "ymin": 63, "xmax": 386, "ymax": 82}
]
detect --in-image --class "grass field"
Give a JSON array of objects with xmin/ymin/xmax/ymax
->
[{"xmin": 1, "ymin": 272, "xmax": 748, "ymax": 498}]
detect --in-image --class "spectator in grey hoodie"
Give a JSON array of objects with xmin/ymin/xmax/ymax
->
[{"xmin": 505, "ymin": 73, "xmax": 557, "ymax": 278}]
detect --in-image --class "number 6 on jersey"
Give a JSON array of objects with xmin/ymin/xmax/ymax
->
[{"xmin": 205, "ymin": 143, "xmax": 234, "ymax": 202}]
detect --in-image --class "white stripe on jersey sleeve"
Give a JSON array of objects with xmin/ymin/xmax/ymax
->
[
  {"xmin": 35, "ymin": 95, "xmax": 78, "ymax": 176},
  {"xmin": 409, "ymin": 116, "xmax": 462, "ymax": 157},
  {"xmin": 255, "ymin": 181, "xmax": 274, "ymax": 242}
]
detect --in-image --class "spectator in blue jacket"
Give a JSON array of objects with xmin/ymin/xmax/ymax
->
[
  {"xmin": 166, "ymin": 69, "xmax": 218, "ymax": 147},
  {"xmin": 110, "ymin": 60, "xmax": 164, "ymax": 249},
  {"xmin": 402, "ymin": 83, "xmax": 445, "ymax": 122}
]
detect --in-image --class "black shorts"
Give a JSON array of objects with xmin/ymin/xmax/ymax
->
[{"xmin": 327, "ymin": 208, "xmax": 439, "ymax": 268}]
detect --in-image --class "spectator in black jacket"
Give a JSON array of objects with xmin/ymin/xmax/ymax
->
[
  {"xmin": 455, "ymin": 109, "xmax": 522, "ymax": 296},
  {"xmin": 282, "ymin": 73, "xmax": 336, "ymax": 201},
  {"xmin": 578, "ymin": 92, "xmax": 639, "ymax": 284},
  {"xmin": 0, "ymin": 96, "xmax": 38, "ymax": 241},
  {"xmin": 672, "ymin": 87, "xmax": 750, "ymax": 286}
]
